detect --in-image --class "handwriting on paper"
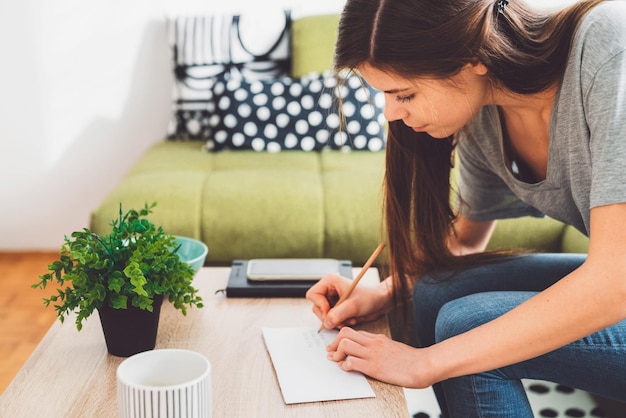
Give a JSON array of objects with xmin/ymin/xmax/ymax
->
[
  {"xmin": 299, "ymin": 328, "xmax": 334, "ymax": 349},
  {"xmin": 262, "ymin": 327, "xmax": 375, "ymax": 404}
]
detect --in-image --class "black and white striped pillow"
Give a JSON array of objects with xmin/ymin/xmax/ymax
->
[{"xmin": 166, "ymin": 11, "xmax": 292, "ymax": 140}]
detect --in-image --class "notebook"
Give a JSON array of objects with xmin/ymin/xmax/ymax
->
[{"xmin": 225, "ymin": 259, "xmax": 353, "ymax": 297}]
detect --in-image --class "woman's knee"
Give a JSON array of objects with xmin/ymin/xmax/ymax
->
[{"xmin": 435, "ymin": 291, "xmax": 536, "ymax": 343}]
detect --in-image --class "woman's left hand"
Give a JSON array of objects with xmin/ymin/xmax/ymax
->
[{"xmin": 326, "ymin": 327, "xmax": 436, "ymax": 389}]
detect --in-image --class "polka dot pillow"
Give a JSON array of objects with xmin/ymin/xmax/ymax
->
[{"xmin": 204, "ymin": 72, "xmax": 386, "ymax": 152}]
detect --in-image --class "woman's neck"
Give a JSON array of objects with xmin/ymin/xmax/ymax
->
[
  {"xmin": 492, "ymin": 84, "xmax": 558, "ymax": 123},
  {"xmin": 492, "ymin": 85, "xmax": 558, "ymax": 183}
]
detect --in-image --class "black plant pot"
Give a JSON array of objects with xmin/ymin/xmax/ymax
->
[{"xmin": 97, "ymin": 294, "xmax": 163, "ymax": 357}]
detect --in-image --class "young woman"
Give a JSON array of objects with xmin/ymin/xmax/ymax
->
[{"xmin": 306, "ymin": 0, "xmax": 626, "ymax": 416}]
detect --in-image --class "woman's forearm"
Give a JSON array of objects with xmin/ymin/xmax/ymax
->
[{"xmin": 425, "ymin": 263, "xmax": 626, "ymax": 384}]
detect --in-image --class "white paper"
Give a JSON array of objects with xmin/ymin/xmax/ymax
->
[{"xmin": 262, "ymin": 327, "xmax": 376, "ymax": 404}]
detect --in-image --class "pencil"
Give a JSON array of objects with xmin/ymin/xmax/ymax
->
[{"xmin": 318, "ymin": 242, "xmax": 386, "ymax": 332}]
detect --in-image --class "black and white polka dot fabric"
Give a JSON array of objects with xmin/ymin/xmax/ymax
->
[
  {"xmin": 204, "ymin": 72, "xmax": 386, "ymax": 152},
  {"xmin": 405, "ymin": 380, "xmax": 622, "ymax": 418}
]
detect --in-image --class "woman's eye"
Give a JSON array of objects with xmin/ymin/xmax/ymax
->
[{"xmin": 396, "ymin": 94, "xmax": 415, "ymax": 103}]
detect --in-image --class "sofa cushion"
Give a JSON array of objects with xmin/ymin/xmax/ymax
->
[
  {"xmin": 91, "ymin": 142, "xmax": 588, "ymax": 265},
  {"xmin": 90, "ymin": 142, "xmax": 387, "ymax": 264},
  {"xmin": 201, "ymin": 166, "xmax": 325, "ymax": 260},
  {"xmin": 205, "ymin": 72, "xmax": 386, "ymax": 152},
  {"xmin": 166, "ymin": 11, "xmax": 292, "ymax": 141}
]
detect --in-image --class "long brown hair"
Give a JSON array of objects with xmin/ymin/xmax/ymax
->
[{"xmin": 333, "ymin": 0, "xmax": 606, "ymax": 307}]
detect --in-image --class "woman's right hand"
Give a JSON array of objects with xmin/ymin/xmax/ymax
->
[{"xmin": 305, "ymin": 273, "xmax": 393, "ymax": 330}]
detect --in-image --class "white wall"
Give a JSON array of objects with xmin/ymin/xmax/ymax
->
[
  {"xmin": 0, "ymin": 0, "xmax": 574, "ymax": 250},
  {"xmin": 0, "ymin": 0, "xmax": 173, "ymax": 250}
]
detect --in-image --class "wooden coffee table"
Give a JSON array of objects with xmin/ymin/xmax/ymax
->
[{"xmin": 0, "ymin": 267, "xmax": 407, "ymax": 417}]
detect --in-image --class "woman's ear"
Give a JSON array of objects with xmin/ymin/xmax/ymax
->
[{"xmin": 467, "ymin": 61, "xmax": 489, "ymax": 76}]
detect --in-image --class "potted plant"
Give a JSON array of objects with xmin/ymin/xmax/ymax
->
[{"xmin": 32, "ymin": 202, "xmax": 204, "ymax": 357}]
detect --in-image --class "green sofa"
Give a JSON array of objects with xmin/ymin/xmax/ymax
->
[{"xmin": 90, "ymin": 13, "xmax": 589, "ymax": 265}]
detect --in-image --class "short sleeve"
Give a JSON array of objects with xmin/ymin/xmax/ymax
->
[{"xmin": 587, "ymin": 49, "xmax": 626, "ymax": 209}]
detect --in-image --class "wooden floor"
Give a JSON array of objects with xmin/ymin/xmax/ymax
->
[{"xmin": 0, "ymin": 252, "xmax": 58, "ymax": 394}]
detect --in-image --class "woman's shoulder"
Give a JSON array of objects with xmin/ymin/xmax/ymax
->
[
  {"xmin": 567, "ymin": 1, "xmax": 626, "ymax": 86},
  {"xmin": 575, "ymin": 1, "xmax": 626, "ymax": 50}
]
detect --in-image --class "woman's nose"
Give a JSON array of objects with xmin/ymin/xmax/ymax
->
[{"xmin": 383, "ymin": 97, "xmax": 407, "ymax": 122}]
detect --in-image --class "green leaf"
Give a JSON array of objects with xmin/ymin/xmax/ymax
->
[
  {"xmin": 124, "ymin": 262, "xmax": 148, "ymax": 296},
  {"xmin": 108, "ymin": 276, "xmax": 124, "ymax": 293},
  {"xmin": 32, "ymin": 202, "xmax": 203, "ymax": 331},
  {"xmin": 132, "ymin": 295, "xmax": 154, "ymax": 311},
  {"xmin": 109, "ymin": 294, "xmax": 128, "ymax": 309}
]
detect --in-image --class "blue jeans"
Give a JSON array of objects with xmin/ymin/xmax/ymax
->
[{"xmin": 412, "ymin": 253, "xmax": 626, "ymax": 418}]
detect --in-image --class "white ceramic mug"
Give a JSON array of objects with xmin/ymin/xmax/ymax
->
[{"xmin": 117, "ymin": 349, "xmax": 211, "ymax": 418}]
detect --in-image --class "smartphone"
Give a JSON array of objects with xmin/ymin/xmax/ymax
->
[{"xmin": 246, "ymin": 258, "xmax": 340, "ymax": 281}]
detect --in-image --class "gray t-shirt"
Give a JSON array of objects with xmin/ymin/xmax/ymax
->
[{"xmin": 457, "ymin": 1, "xmax": 626, "ymax": 237}]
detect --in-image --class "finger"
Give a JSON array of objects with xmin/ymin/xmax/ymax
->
[
  {"xmin": 338, "ymin": 355, "xmax": 367, "ymax": 372},
  {"xmin": 337, "ymin": 327, "xmax": 377, "ymax": 343},
  {"xmin": 347, "ymin": 329, "xmax": 378, "ymax": 339},
  {"xmin": 322, "ymin": 309, "xmax": 342, "ymax": 329},
  {"xmin": 312, "ymin": 273, "xmax": 348, "ymax": 305},
  {"xmin": 326, "ymin": 326, "xmax": 352, "ymax": 352},
  {"xmin": 323, "ymin": 299, "xmax": 361, "ymax": 329},
  {"xmin": 329, "ymin": 334, "xmax": 369, "ymax": 363},
  {"xmin": 334, "ymin": 333, "xmax": 391, "ymax": 375},
  {"xmin": 305, "ymin": 285, "xmax": 332, "ymax": 307},
  {"xmin": 326, "ymin": 327, "xmax": 368, "ymax": 353},
  {"xmin": 307, "ymin": 291, "xmax": 332, "ymax": 318},
  {"xmin": 312, "ymin": 305, "xmax": 325, "ymax": 321}
]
